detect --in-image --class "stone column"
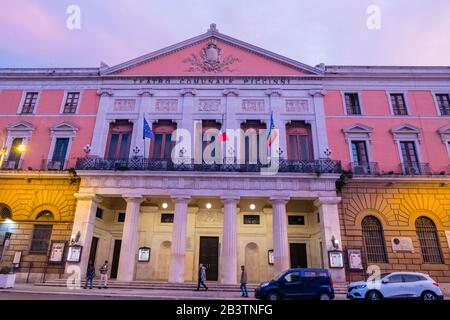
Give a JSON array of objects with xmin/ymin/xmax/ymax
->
[
  {"xmin": 270, "ymin": 197, "xmax": 290, "ymax": 274},
  {"xmin": 220, "ymin": 196, "xmax": 239, "ymax": 284},
  {"xmin": 116, "ymin": 195, "xmax": 143, "ymax": 282},
  {"xmin": 315, "ymin": 197, "xmax": 346, "ymax": 284},
  {"xmin": 66, "ymin": 193, "xmax": 101, "ymax": 276},
  {"xmin": 169, "ymin": 196, "xmax": 190, "ymax": 283},
  {"xmin": 180, "ymin": 89, "xmax": 196, "ymax": 162},
  {"xmin": 309, "ymin": 89, "xmax": 328, "ymax": 158},
  {"xmin": 134, "ymin": 88, "xmax": 154, "ymax": 157},
  {"xmin": 90, "ymin": 89, "xmax": 114, "ymax": 157}
]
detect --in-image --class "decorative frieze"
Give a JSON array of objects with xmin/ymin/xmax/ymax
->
[
  {"xmin": 198, "ymin": 99, "xmax": 221, "ymax": 112},
  {"xmin": 242, "ymin": 99, "xmax": 265, "ymax": 112},
  {"xmin": 112, "ymin": 99, "xmax": 136, "ymax": 112},
  {"xmin": 155, "ymin": 99, "xmax": 178, "ymax": 112},
  {"xmin": 285, "ymin": 99, "xmax": 309, "ymax": 113}
]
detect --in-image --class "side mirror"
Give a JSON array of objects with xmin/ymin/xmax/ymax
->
[{"xmin": 381, "ymin": 279, "xmax": 389, "ymax": 284}]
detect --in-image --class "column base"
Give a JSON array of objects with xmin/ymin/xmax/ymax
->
[{"xmin": 168, "ymin": 254, "xmax": 185, "ymax": 283}]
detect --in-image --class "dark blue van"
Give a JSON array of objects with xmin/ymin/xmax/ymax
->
[{"xmin": 255, "ymin": 268, "xmax": 335, "ymax": 300}]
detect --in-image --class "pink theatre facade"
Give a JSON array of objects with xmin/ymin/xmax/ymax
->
[{"xmin": 0, "ymin": 25, "xmax": 450, "ymax": 284}]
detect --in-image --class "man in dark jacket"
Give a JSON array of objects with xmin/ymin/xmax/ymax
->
[
  {"xmin": 240, "ymin": 265, "xmax": 248, "ymax": 297},
  {"xmin": 196, "ymin": 263, "xmax": 208, "ymax": 291},
  {"xmin": 84, "ymin": 262, "xmax": 95, "ymax": 289}
]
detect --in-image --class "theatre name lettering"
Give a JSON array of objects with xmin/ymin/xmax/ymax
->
[{"xmin": 131, "ymin": 77, "xmax": 297, "ymax": 85}]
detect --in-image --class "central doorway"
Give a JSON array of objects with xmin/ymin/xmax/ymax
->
[
  {"xmin": 290, "ymin": 243, "xmax": 308, "ymax": 268},
  {"xmin": 199, "ymin": 236, "xmax": 219, "ymax": 281}
]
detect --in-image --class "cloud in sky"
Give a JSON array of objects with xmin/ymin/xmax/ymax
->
[{"xmin": 0, "ymin": 0, "xmax": 449, "ymax": 68}]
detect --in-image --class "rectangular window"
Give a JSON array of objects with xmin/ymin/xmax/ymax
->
[
  {"xmin": 96, "ymin": 208, "xmax": 103, "ymax": 219},
  {"xmin": 344, "ymin": 93, "xmax": 361, "ymax": 115},
  {"xmin": 29, "ymin": 224, "xmax": 52, "ymax": 255},
  {"xmin": 390, "ymin": 93, "xmax": 408, "ymax": 115},
  {"xmin": 63, "ymin": 92, "xmax": 80, "ymax": 114},
  {"xmin": 117, "ymin": 212, "xmax": 126, "ymax": 222},
  {"xmin": 243, "ymin": 215, "xmax": 260, "ymax": 225},
  {"xmin": 436, "ymin": 94, "xmax": 450, "ymax": 116},
  {"xmin": 351, "ymin": 141, "xmax": 369, "ymax": 163},
  {"xmin": 400, "ymin": 141, "xmax": 418, "ymax": 164},
  {"xmin": 21, "ymin": 92, "xmax": 39, "ymax": 114},
  {"xmin": 52, "ymin": 138, "xmax": 69, "ymax": 162},
  {"xmin": 161, "ymin": 213, "xmax": 174, "ymax": 223},
  {"xmin": 288, "ymin": 215, "xmax": 305, "ymax": 225},
  {"xmin": 7, "ymin": 138, "xmax": 23, "ymax": 169}
]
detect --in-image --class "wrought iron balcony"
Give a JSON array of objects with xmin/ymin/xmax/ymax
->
[
  {"xmin": 75, "ymin": 157, "xmax": 342, "ymax": 174},
  {"xmin": 350, "ymin": 162, "xmax": 379, "ymax": 175},
  {"xmin": 400, "ymin": 162, "xmax": 431, "ymax": 175},
  {"xmin": 41, "ymin": 159, "xmax": 67, "ymax": 171},
  {"xmin": 0, "ymin": 159, "xmax": 22, "ymax": 170}
]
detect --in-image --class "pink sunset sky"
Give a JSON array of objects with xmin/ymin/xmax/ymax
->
[{"xmin": 0, "ymin": 0, "xmax": 449, "ymax": 68}]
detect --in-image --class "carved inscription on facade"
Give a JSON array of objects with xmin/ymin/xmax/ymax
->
[
  {"xmin": 198, "ymin": 99, "xmax": 221, "ymax": 112},
  {"xmin": 155, "ymin": 99, "xmax": 178, "ymax": 112},
  {"xmin": 286, "ymin": 100, "xmax": 309, "ymax": 113},
  {"xmin": 242, "ymin": 99, "xmax": 265, "ymax": 112},
  {"xmin": 113, "ymin": 99, "xmax": 136, "ymax": 112}
]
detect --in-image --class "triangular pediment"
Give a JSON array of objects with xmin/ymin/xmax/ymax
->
[
  {"xmin": 7, "ymin": 121, "xmax": 35, "ymax": 132},
  {"xmin": 391, "ymin": 123, "xmax": 421, "ymax": 134},
  {"xmin": 438, "ymin": 123, "xmax": 450, "ymax": 134},
  {"xmin": 342, "ymin": 123, "xmax": 373, "ymax": 134},
  {"xmin": 103, "ymin": 24, "xmax": 321, "ymax": 76},
  {"xmin": 50, "ymin": 122, "xmax": 78, "ymax": 132}
]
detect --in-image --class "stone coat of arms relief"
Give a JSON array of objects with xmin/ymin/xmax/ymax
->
[{"xmin": 183, "ymin": 38, "xmax": 240, "ymax": 73}]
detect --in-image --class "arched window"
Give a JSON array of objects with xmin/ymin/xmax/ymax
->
[
  {"xmin": 0, "ymin": 204, "xmax": 12, "ymax": 220},
  {"xmin": 415, "ymin": 217, "xmax": 443, "ymax": 264},
  {"xmin": 36, "ymin": 210, "xmax": 54, "ymax": 221},
  {"xmin": 362, "ymin": 216, "xmax": 388, "ymax": 263}
]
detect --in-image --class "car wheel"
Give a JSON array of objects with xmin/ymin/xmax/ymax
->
[
  {"xmin": 267, "ymin": 291, "xmax": 280, "ymax": 300},
  {"xmin": 366, "ymin": 290, "xmax": 382, "ymax": 301},
  {"xmin": 319, "ymin": 292, "xmax": 331, "ymax": 300},
  {"xmin": 421, "ymin": 291, "xmax": 437, "ymax": 301}
]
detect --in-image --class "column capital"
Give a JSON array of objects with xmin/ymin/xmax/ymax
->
[
  {"xmin": 74, "ymin": 193, "xmax": 102, "ymax": 203},
  {"xmin": 222, "ymin": 88, "xmax": 239, "ymax": 97},
  {"xmin": 265, "ymin": 88, "xmax": 283, "ymax": 97},
  {"xmin": 308, "ymin": 89, "xmax": 326, "ymax": 97},
  {"xmin": 96, "ymin": 88, "xmax": 114, "ymax": 96},
  {"xmin": 122, "ymin": 194, "xmax": 144, "ymax": 203},
  {"xmin": 137, "ymin": 88, "xmax": 154, "ymax": 96},
  {"xmin": 171, "ymin": 195, "xmax": 191, "ymax": 203},
  {"xmin": 270, "ymin": 196, "xmax": 289, "ymax": 205},
  {"xmin": 221, "ymin": 196, "xmax": 240, "ymax": 204},
  {"xmin": 314, "ymin": 196, "xmax": 341, "ymax": 207},
  {"xmin": 180, "ymin": 88, "xmax": 196, "ymax": 97}
]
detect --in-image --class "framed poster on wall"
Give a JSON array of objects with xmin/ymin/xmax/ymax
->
[
  {"xmin": 268, "ymin": 250, "xmax": 274, "ymax": 265},
  {"xmin": 48, "ymin": 241, "xmax": 66, "ymax": 264},
  {"xmin": 328, "ymin": 250, "xmax": 344, "ymax": 268},
  {"xmin": 347, "ymin": 248, "xmax": 364, "ymax": 271},
  {"xmin": 138, "ymin": 247, "xmax": 151, "ymax": 262},
  {"xmin": 66, "ymin": 244, "xmax": 82, "ymax": 263}
]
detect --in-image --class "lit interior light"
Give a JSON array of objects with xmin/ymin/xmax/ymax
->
[
  {"xmin": 249, "ymin": 204, "xmax": 256, "ymax": 210},
  {"xmin": 16, "ymin": 144, "xmax": 27, "ymax": 152},
  {"xmin": 206, "ymin": 203, "xmax": 212, "ymax": 209},
  {"xmin": 162, "ymin": 202, "xmax": 168, "ymax": 209}
]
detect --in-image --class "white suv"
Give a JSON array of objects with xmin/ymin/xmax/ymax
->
[{"xmin": 347, "ymin": 272, "xmax": 444, "ymax": 300}]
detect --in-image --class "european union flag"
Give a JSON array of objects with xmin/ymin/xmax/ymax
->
[{"xmin": 143, "ymin": 117, "xmax": 153, "ymax": 139}]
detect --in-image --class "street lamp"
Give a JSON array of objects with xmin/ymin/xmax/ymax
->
[{"xmin": 331, "ymin": 235, "xmax": 339, "ymax": 249}]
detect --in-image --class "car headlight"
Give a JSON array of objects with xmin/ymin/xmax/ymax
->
[
  {"xmin": 260, "ymin": 281, "xmax": 270, "ymax": 287},
  {"xmin": 352, "ymin": 284, "xmax": 367, "ymax": 290}
]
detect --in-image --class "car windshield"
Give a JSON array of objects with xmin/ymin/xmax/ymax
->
[
  {"xmin": 272, "ymin": 271, "xmax": 286, "ymax": 281},
  {"xmin": 366, "ymin": 273, "xmax": 391, "ymax": 282}
]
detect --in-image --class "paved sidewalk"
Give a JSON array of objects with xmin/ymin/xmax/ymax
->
[{"xmin": 0, "ymin": 283, "xmax": 348, "ymax": 300}]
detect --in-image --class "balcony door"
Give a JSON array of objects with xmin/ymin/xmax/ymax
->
[
  {"xmin": 241, "ymin": 120, "xmax": 266, "ymax": 164},
  {"xmin": 351, "ymin": 141, "xmax": 369, "ymax": 164},
  {"xmin": 51, "ymin": 138, "xmax": 69, "ymax": 165},
  {"xmin": 202, "ymin": 120, "xmax": 221, "ymax": 162},
  {"xmin": 150, "ymin": 120, "xmax": 176, "ymax": 160},
  {"xmin": 105, "ymin": 121, "xmax": 133, "ymax": 159},
  {"xmin": 286, "ymin": 121, "xmax": 313, "ymax": 161},
  {"xmin": 400, "ymin": 141, "xmax": 418, "ymax": 164}
]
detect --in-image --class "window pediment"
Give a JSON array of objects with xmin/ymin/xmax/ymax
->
[
  {"xmin": 342, "ymin": 123, "xmax": 373, "ymax": 143},
  {"xmin": 390, "ymin": 124, "xmax": 422, "ymax": 143},
  {"xmin": 50, "ymin": 122, "xmax": 78, "ymax": 138},
  {"xmin": 438, "ymin": 124, "xmax": 450, "ymax": 143},
  {"xmin": 7, "ymin": 121, "xmax": 35, "ymax": 138}
]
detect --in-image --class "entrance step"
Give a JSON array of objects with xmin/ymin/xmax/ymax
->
[
  {"xmin": 35, "ymin": 279, "xmax": 258, "ymax": 292},
  {"xmin": 35, "ymin": 279, "xmax": 347, "ymax": 294}
]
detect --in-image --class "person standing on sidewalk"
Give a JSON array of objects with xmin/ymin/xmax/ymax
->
[
  {"xmin": 84, "ymin": 262, "xmax": 95, "ymax": 289},
  {"xmin": 196, "ymin": 263, "xmax": 208, "ymax": 291},
  {"xmin": 240, "ymin": 265, "xmax": 249, "ymax": 297},
  {"xmin": 98, "ymin": 260, "xmax": 109, "ymax": 289}
]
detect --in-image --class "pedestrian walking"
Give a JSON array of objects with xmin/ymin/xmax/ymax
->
[
  {"xmin": 196, "ymin": 263, "xmax": 208, "ymax": 291},
  {"xmin": 240, "ymin": 265, "xmax": 249, "ymax": 297},
  {"xmin": 98, "ymin": 260, "xmax": 109, "ymax": 289},
  {"xmin": 83, "ymin": 262, "xmax": 95, "ymax": 289}
]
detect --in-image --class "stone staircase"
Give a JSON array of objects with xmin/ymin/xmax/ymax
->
[{"xmin": 35, "ymin": 278, "xmax": 348, "ymax": 294}]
